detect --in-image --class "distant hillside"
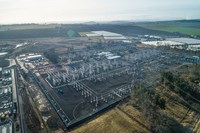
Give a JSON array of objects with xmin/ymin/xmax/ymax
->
[
  {"xmin": 0, "ymin": 24, "xmax": 178, "ymax": 39},
  {"xmin": 1, "ymin": 19, "xmax": 198, "ymax": 39},
  {"xmin": 0, "ymin": 24, "xmax": 57, "ymax": 31},
  {"xmin": 134, "ymin": 20, "xmax": 200, "ymax": 36}
]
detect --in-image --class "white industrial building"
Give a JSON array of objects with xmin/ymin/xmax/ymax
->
[
  {"xmin": 142, "ymin": 40, "xmax": 184, "ymax": 46},
  {"xmin": 142, "ymin": 37, "xmax": 200, "ymax": 51},
  {"xmin": 187, "ymin": 45, "xmax": 200, "ymax": 51},
  {"xmin": 92, "ymin": 31, "xmax": 123, "ymax": 37},
  {"xmin": 166, "ymin": 38, "xmax": 200, "ymax": 44},
  {"xmin": 25, "ymin": 54, "xmax": 42, "ymax": 62},
  {"xmin": 85, "ymin": 31, "xmax": 130, "ymax": 42},
  {"xmin": 97, "ymin": 52, "xmax": 121, "ymax": 60}
]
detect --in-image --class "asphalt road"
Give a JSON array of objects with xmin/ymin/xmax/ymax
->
[{"xmin": 14, "ymin": 59, "xmax": 28, "ymax": 133}]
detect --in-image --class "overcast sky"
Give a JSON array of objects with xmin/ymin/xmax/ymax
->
[{"xmin": 0, "ymin": 0, "xmax": 200, "ymax": 24}]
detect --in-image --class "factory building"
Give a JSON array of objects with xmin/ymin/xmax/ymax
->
[
  {"xmin": 92, "ymin": 31, "xmax": 127, "ymax": 41},
  {"xmin": 25, "ymin": 54, "xmax": 42, "ymax": 62},
  {"xmin": 142, "ymin": 37, "xmax": 200, "ymax": 51},
  {"xmin": 184, "ymin": 56, "xmax": 200, "ymax": 63},
  {"xmin": 84, "ymin": 31, "xmax": 130, "ymax": 42}
]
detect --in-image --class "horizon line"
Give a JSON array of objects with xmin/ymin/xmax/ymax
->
[{"xmin": 0, "ymin": 18, "xmax": 200, "ymax": 25}]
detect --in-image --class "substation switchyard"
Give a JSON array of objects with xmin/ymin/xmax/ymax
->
[{"xmin": 20, "ymin": 42, "xmax": 168, "ymax": 129}]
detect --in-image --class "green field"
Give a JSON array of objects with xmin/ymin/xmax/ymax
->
[
  {"xmin": 0, "ymin": 24, "xmax": 58, "ymax": 31},
  {"xmin": 135, "ymin": 21, "xmax": 200, "ymax": 36}
]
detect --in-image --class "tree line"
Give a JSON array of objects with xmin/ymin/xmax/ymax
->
[{"xmin": 43, "ymin": 48, "xmax": 59, "ymax": 64}]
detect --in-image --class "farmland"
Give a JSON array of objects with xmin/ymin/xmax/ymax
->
[
  {"xmin": 134, "ymin": 20, "xmax": 200, "ymax": 36},
  {"xmin": 0, "ymin": 24, "xmax": 58, "ymax": 31}
]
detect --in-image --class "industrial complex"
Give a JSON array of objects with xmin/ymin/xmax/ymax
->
[
  {"xmin": 142, "ymin": 37, "xmax": 200, "ymax": 51},
  {"xmin": 12, "ymin": 30, "xmax": 200, "ymax": 130},
  {"xmin": 0, "ymin": 25, "xmax": 199, "ymax": 133}
]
